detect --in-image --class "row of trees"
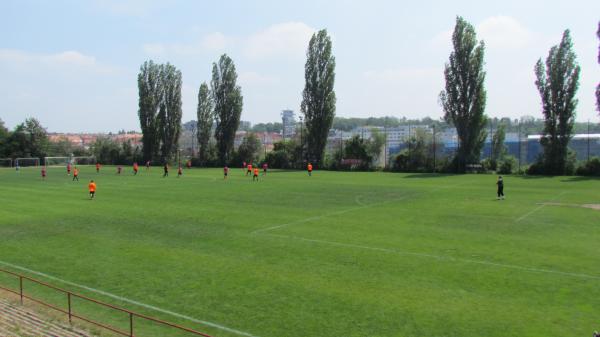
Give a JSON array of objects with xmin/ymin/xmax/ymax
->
[
  {"xmin": 139, "ymin": 30, "xmax": 337, "ymax": 167},
  {"xmin": 439, "ymin": 17, "xmax": 598, "ymax": 175},
  {"xmin": 0, "ymin": 118, "xmax": 50, "ymax": 160}
]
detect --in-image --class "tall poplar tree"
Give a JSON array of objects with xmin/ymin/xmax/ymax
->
[
  {"xmin": 158, "ymin": 63, "xmax": 183, "ymax": 163},
  {"xmin": 196, "ymin": 82, "xmax": 214, "ymax": 164},
  {"xmin": 439, "ymin": 16, "xmax": 487, "ymax": 172},
  {"xmin": 534, "ymin": 29, "xmax": 580, "ymax": 175},
  {"xmin": 137, "ymin": 60, "xmax": 162, "ymax": 162},
  {"xmin": 211, "ymin": 54, "xmax": 243, "ymax": 164},
  {"xmin": 301, "ymin": 29, "xmax": 336, "ymax": 165}
]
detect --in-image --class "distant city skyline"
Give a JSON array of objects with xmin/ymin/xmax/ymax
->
[{"xmin": 1, "ymin": 0, "xmax": 599, "ymax": 133}]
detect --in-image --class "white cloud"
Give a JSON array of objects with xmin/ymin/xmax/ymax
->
[
  {"xmin": 143, "ymin": 32, "xmax": 232, "ymax": 56},
  {"xmin": 0, "ymin": 49, "xmax": 115, "ymax": 73},
  {"xmin": 46, "ymin": 51, "xmax": 97, "ymax": 67},
  {"xmin": 142, "ymin": 43, "xmax": 166, "ymax": 55},
  {"xmin": 244, "ymin": 22, "xmax": 316, "ymax": 59},
  {"xmin": 201, "ymin": 32, "xmax": 230, "ymax": 51},
  {"xmin": 92, "ymin": 0, "xmax": 168, "ymax": 17},
  {"xmin": 238, "ymin": 71, "xmax": 280, "ymax": 86},
  {"xmin": 429, "ymin": 16, "xmax": 537, "ymax": 51},
  {"xmin": 477, "ymin": 16, "xmax": 534, "ymax": 49}
]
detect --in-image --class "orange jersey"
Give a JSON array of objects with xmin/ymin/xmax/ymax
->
[
  {"xmin": 307, "ymin": 164, "xmax": 313, "ymax": 171},
  {"xmin": 253, "ymin": 168, "xmax": 259, "ymax": 176},
  {"xmin": 88, "ymin": 182, "xmax": 96, "ymax": 192},
  {"xmin": 73, "ymin": 169, "xmax": 79, "ymax": 176}
]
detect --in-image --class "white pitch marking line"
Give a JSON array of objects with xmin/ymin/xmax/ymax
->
[
  {"xmin": 516, "ymin": 191, "xmax": 568, "ymax": 222},
  {"xmin": 265, "ymin": 234, "xmax": 600, "ymax": 281},
  {"xmin": 251, "ymin": 194, "xmax": 412, "ymax": 235},
  {"xmin": 0, "ymin": 261, "xmax": 261, "ymax": 337},
  {"xmin": 252, "ymin": 182, "xmax": 464, "ymax": 235}
]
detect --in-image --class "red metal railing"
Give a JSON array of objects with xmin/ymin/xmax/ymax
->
[{"xmin": 0, "ymin": 268, "xmax": 214, "ymax": 337}]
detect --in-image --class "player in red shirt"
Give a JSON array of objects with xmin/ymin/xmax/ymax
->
[
  {"xmin": 262, "ymin": 163, "xmax": 268, "ymax": 176},
  {"xmin": 117, "ymin": 166, "xmax": 122, "ymax": 175},
  {"xmin": 186, "ymin": 160, "xmax": 192, "ymax": 169},
  {"xmin": 95, "ymin": 162, "xmax": 101, "ymax": 173},
  {"xmin": 177, "ymin": 166, "xmax": 183, "ymax": 178},
  {"xmin": 41, "ymin": 167, "xmax": 47, "ymax": 180},
  {"xmin": 67, "ymin": 163, "xmax": 71, "ymax": 175},
  {"xmin": 224, "ymin": 166, "xmax": 229, "ymax": 180}
]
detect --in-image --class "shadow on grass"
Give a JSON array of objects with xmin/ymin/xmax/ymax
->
[
  {"xmin": 560, "ymin": 175, "xmax": 600, "ymax": 182},
  {"xmin": 402, "ymin": 173, "xmax": 458, "ymax": 179}
]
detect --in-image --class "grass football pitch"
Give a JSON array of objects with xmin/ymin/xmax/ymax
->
[{"xmin": 0, "ymin": 166, "xmax": 599, "ymax": 337}]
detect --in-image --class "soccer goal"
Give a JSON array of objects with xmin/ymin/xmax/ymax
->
[
  {"xmin": 0, "ymin": 158, "xmax": 12, "ymax": 168},
  {"xmin": 15, "ymin": 158, "xmax": 40, "ymax": 167},
  {"xmin": 72, "ymin": 156, "xmax": 96, "ymax": 166},
  {"xmin": 44, "ymin": 156, "xmax": 71, "ymax": 167}
]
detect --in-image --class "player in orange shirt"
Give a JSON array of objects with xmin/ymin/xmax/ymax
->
[
  {"xmin": 95, "ymin": 162, "xmax": 101, "ymax": 173},
  {"xmin": 133, "ymin": 162, "xmax": 139, "ymax": 175},
  {"xmin": 88, "ymin": 180, "xmax": 97, "ymax": 199},
  {"xmin": 253, "ymin": 167, "xmax": 259, "ymax": 181},
  {"xmin": 307, "ymin": 163, "xmax": 313, "ymax": 176},
  {"xmin": 246, "ymin": 163, "xmax": 252, "ymax": 176},
  {"xmin": 224, "ymin": 165, "xmax": 229, "ymax": 180},
  {"xmin": 177, "ymin": 166, "xmax": 183, "ymax": 178},
  {"xmin": 72, "ymin": 167, "xmax": 79, "ymax": 181}
]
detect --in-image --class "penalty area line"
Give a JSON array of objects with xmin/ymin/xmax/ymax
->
[
  {"xmin": 265, "ymin": 234, "xmax": 600, "ymax": 281},
  {"xmin": 515, "ymin": 191, "xmax": 568, "ymax": 222},
  {"xmin": 0, "ymin": 260, "xmax": 261, "ymax": 337}
]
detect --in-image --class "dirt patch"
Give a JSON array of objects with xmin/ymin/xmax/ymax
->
[
  {"xmin": 539, "ymin": 202, "xmax": 600, "ymax": 211},
  {"xmin": 582, "ymin": 204, "xmax": 600, "ymax": 210}
]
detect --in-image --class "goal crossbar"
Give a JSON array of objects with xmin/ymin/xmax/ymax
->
[{"xmin": 15, "ymin": 158, "xmax": 40, "ymax": 167}]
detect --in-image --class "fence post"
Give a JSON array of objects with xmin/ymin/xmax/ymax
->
[
  {"xmin": 67, "ymin": 293, "xmax": 72, "ymax": 323},
  {"xmin": 19, "ymin": 276, "xmax": 23, "ymax": 305},
  {"xmin": 130, "ymin": 312, "xmax": 134, "ymax": 337}
]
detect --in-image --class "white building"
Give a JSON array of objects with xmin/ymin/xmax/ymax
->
[{"xmin": 281, "ymin": 110, "xmax": 296, "ymax": 139}]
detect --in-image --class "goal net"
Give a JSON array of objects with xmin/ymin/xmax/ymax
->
[
  {"xmin": 15, "ymin": 158, "xmax": 40, "ymax": 167},
  {"xmin": 44, "ymin": 156, "xmax": 71, "ymax": 167},
  {"xmin": 72, "ymin": 156, "xmax": 96, "ymax": 166},
  {"xmin": 0, "ymin": 158, "xmax": 12, "ymax": 168}
]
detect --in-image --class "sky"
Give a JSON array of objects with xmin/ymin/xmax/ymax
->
[{"xmin": 1, "ymin": 0, "xmax": 599, "ymax": 133}]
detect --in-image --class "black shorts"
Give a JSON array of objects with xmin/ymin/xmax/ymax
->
[
  {"xmin": 90, "ymin": 191, "xmax": 95, "ymax": 195},
  {"xmin": 224, "ymin": 172, "xmax": 228, "ymax": 176}
]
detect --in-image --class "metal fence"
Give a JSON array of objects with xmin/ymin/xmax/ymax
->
[{"xmin": 0, "ymin": 268, "xmax": 213, "ymax": 337}]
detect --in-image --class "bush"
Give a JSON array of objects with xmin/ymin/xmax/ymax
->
[
  {"xmin": 497, "ymin": 155, "xmax": 516, "ymax": 174},
  {"xmin": 575, "ymin": 157, "xmax": 600, "ymax": 176}
]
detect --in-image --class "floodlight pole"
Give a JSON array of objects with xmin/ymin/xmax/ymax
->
[
  {"xmin": 518, "ymin": 121, "xmax": 521, "ymax": 172},
  {"xmin": 432, "ymin": 124, "xmax": 436, "ymax": 173},
  {"xmin": 587, "ymin": 119, "xmax": 590, "ymax": 162}
]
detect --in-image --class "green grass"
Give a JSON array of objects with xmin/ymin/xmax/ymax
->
[{"xmin": 0, "ymin": 166, "xmax": 599, "ymax": 337}]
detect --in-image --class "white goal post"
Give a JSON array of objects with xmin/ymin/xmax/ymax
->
[
  {"xmin": 15, "ymin": 158, "xmax": 40, "ymax": 167},
  {"xmin": 44, "ymin": 156, "xmax": 71, "ymax": 167},
  {"xmin": 72, "ymin": 156, "xmax": 96, "ymax": 166},
  {"xmin": 0, "ymin": 158, "xmax": 12, "ymax": 168}
]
